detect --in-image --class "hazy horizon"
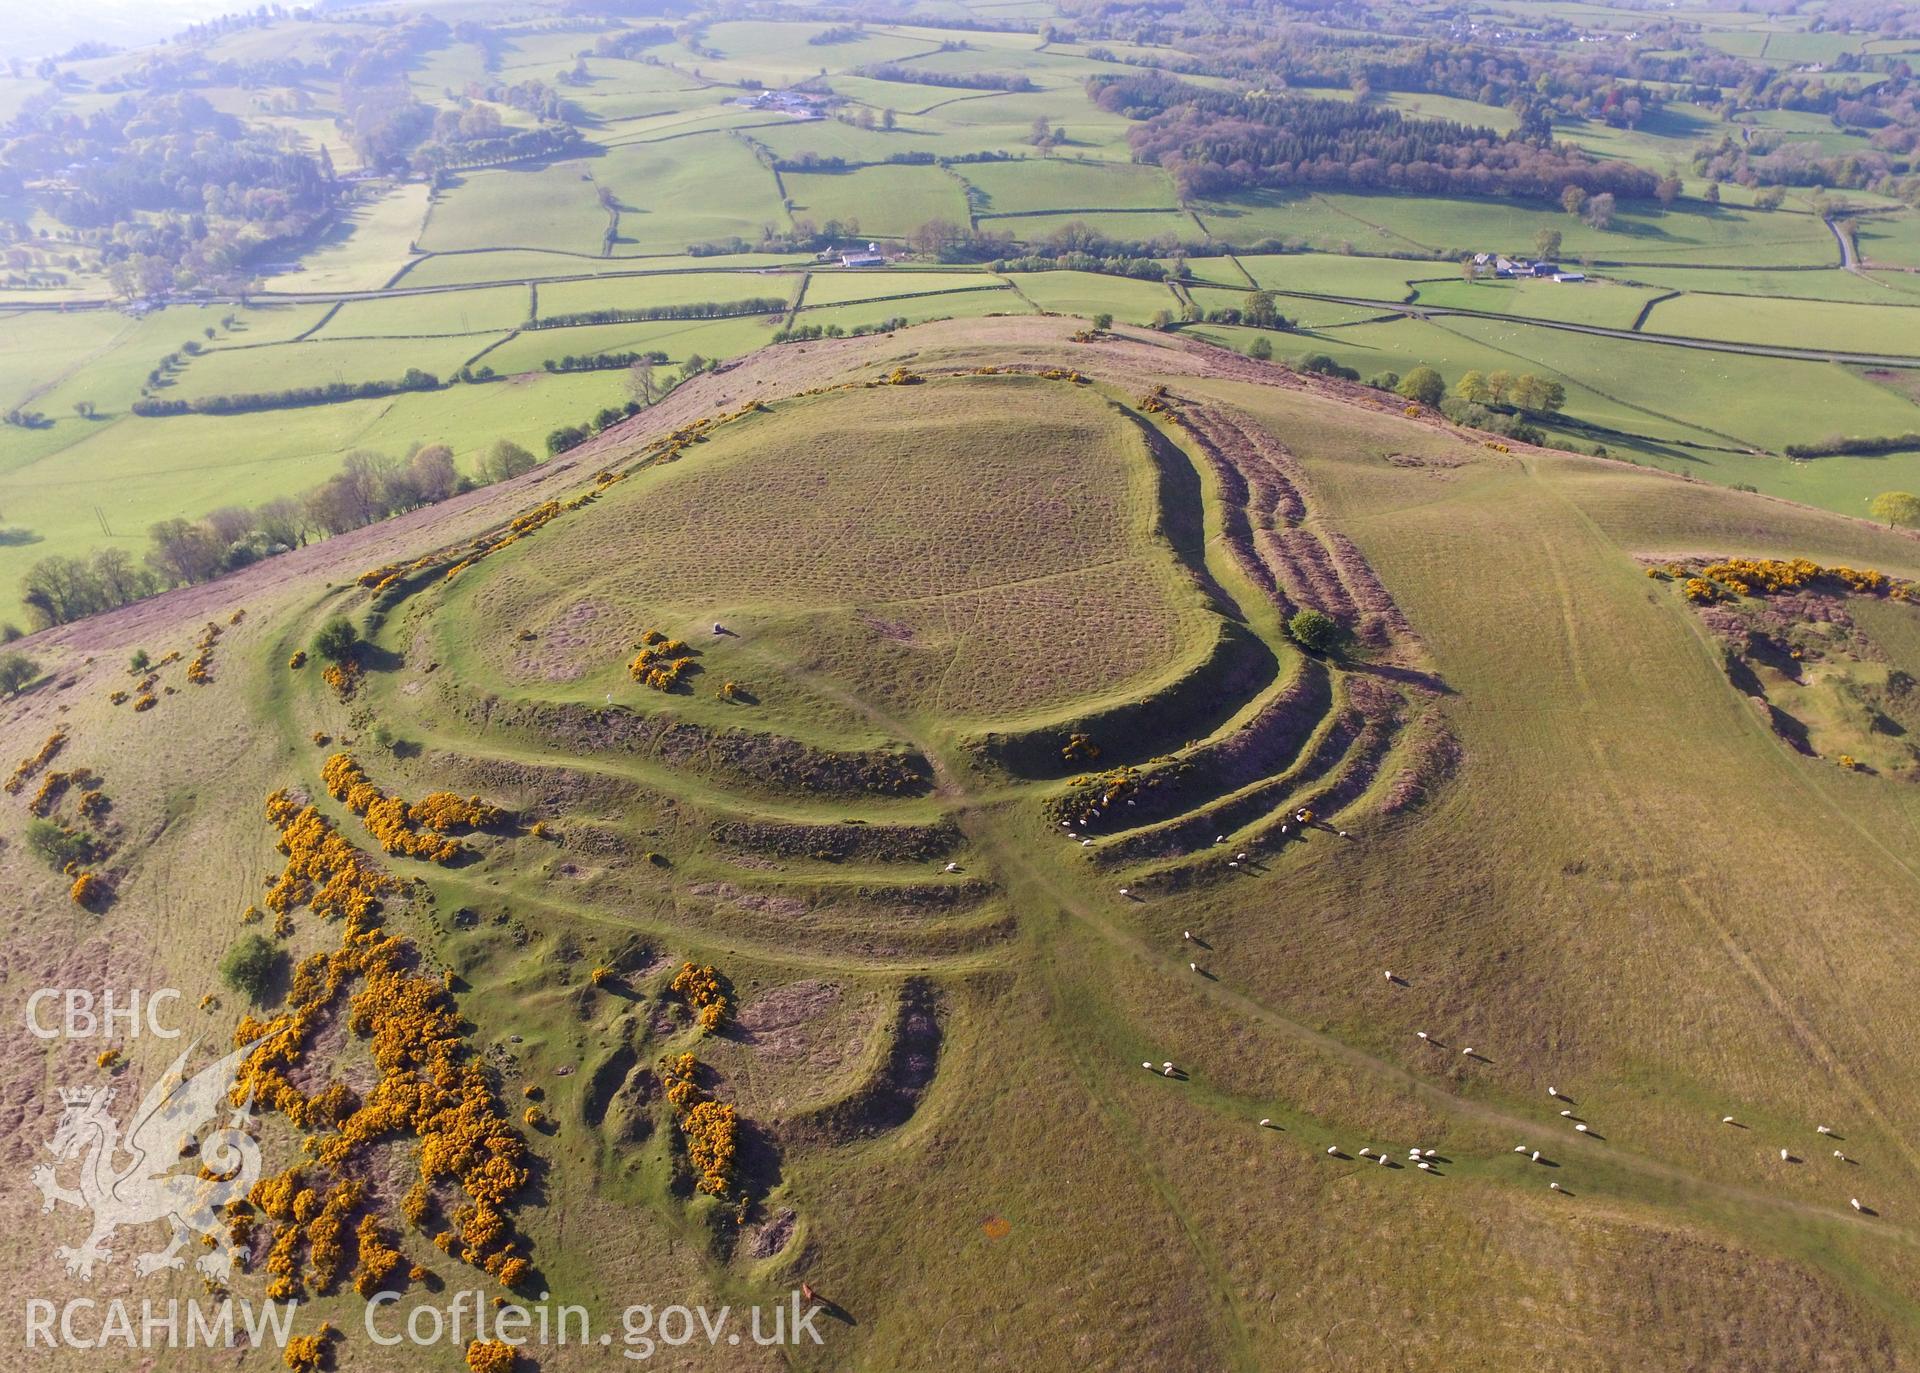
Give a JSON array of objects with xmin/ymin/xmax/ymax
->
[{"xmin": 2, "ymin": 0, "xmax": 281, "ymax": 63}]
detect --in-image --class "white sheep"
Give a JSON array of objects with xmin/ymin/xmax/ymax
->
[
  {"xmin": 1377, "ymin": 1154, "xmax": 1389, "ymax": 1166},
  {"xmin": 1817, "ymin": 1125, "xmax": 1834, "ymax": 1135},
  {"xmin": 944, "ymin": 862, "xmax": 960, "ymax": 873},
  {"xmin": 1183, "ymin": 930, "xmax": 1193, "ymax": 941},
  {"xmin": 1416, "ymin": 1031, "xmax": 1429, "ymax": 1041},
  {"xmin": 1547, "ymin": 1087, "xmax": 1559, "ymax": 1098},
  {"xmin": 1236, "ymin": 851, "xmax": 1248, "ymax": 861},
  {"xmin": 1560, "ymin": 1109, "xmax": 1573, "ymax": 1117},
  {"xmin": 1142, "ymin": 1061, "xmax": 1153, "ymax": 1070},
  {"xmin": 1722, "ymin": 1116, "xmax": 1736, "ymax": 1125},
  {"xmin": 1118, "ymin": 886, "xmax": 1130, "ymax": 896},
  {"xmin": 1851, "ymin": 1197, "xmax": 1864, "ymax": 1212},
  {"xmin": 1190, "ymin": 962, "xmax": 1199, "ymax": 973},
  {"xmin": 1338, "ymin": 830, "xmax": 1348, "ymax": 838},
  {"xmin": 1548, "ymin": 1182, "xmax": 1561, "ymax": 1192},
  {"xmin": 1228, "ymin": 861, "xmax": 1239, "ymax": 868},
  {"xmin": 1162, "ymin": 1061, "xmax": 1173, "ymax": 1071},
  {"xmin": 1259, "ymin": 1118, "xmax": 1271, "ymax": 1128},
  {"xmin": 1384, "ymin": 970, "xmax": 1394, "ymax": 981},
  {"xmin": 1780, "ymin": 1148, "xmax": 1791, "ymax": 1161},
  {"xmin": 1416, "ymin": 1160, "xmax": 1432, "ymax": 1171},
  {"xmin": 1359, "ymin": 1147, "xmax": 1372, "ymax": 1157},
  {"xmin": 1574, "ymin": 1123, "xmax": 1589, "ymax": 1133},
  {"xmin": 1461, "ymin": 1046, "xmax": 1475, "ymax": 1056},
  {"xmin": 1326, "ymin": 1146, "xmax": 1340, "ymax": 1155},
  {"xmin": 1513, "ymin": 1145, "xmax": 1528, "ymax": 1153},
  {"xmin": 1422, "ymin": 1149, "xmax": 1436, "ymax": 1158},
  {"xmin": 1530, "ymin": 1151, "xmax": 1540, "ymax": 1163}
]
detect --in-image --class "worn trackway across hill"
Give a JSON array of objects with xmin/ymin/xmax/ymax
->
[{"xmin": 12, "ymin": 263, "xmax": 1920, "ymax": 368}]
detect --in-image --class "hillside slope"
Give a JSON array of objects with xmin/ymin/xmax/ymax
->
[{"xmin": 4, "ymin": 317, "xmax": 1919, "ymax": 1371}]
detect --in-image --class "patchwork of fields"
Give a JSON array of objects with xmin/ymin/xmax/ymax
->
[{"xmin": 0, "ymin": 6, "xmax": 1917, "ymax": 628}]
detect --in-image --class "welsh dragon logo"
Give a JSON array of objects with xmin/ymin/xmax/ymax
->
[{"xmin": 33, "ymin": 1037, "xmax": 262, "ymax": 1282}]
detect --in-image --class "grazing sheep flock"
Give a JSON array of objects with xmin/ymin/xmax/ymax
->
[{"xmin": 1128, "ymin": 839, "xmax": 1876, "ymax": 1224}]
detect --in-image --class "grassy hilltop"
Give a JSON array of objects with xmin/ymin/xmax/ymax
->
[{"xmin": 4, "ymin": 316, "xmax": 1919, "ymax": 1369}]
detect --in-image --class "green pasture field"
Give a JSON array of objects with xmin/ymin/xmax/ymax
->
[
  {"xmin": 1640, "ymin": 294, "xmax": 1920, "ymax": 355},
  {"xmin": 1012, "ymin": 269, "xmax": 1180, "ymax": 322},
  {"xmin": 1434, "ymin": 312, "xmax": 1920, "ymax": 459},
  {"xmin": 535, "ymin": 271, "xmax": 798, "ymax": 320},
  {"xmin": 586, "ymin": 105, "xmax": 778, "ymax": 148},
  {"xmin": 0, "ymin": 311, "xmax": 143, "ymax": 414},
  {"xmin": 0, "ymin": 365, "xmax": 627, "ymax": 620},
  {"xmin": 418, "ymin": 163, "xmax": 610, "ymax": 256},
  {"xmin": 397, "ymin": 249, "xmax": 817, "ymax": 288},
  {"xmin": 167, "ymin": 334, "xmax": 502, "ymax": 401},
  {"xmin": 1558, "ymin": 104, "xmax": 1723, "ymax": 169},
  {"xmin": 800, "ymin": 269, "xmax": 996, "ymax": 305},
  {"xmin": 313, "ymin": 285, "xmax": 534, "ymax": 338},
  {"xmin": 1855, "ymin": 213, "xmax": 1920, "ymax": 269},
  {"xmin": 1237, "ymin": 251, "xmax": 1441, "ymax": 298},
  {"xmin": 1196, "ymin": 190, "xmax": 1839, "ymax": 266},
  {"xmin": 890, "ymin": 86, "xmax": 1139, "ymax": 158},
  {"xmin": 991, "ymin": 208, "xmax": 1205, "ymax": 244},
  {"xmin": 782, "ymin": 164, "xmax": 973, "ymax": 238},
  {"xmin": 957, "ymin": 157, "xmax": 1181, "ymax": 214},
  {"xmin": 261, "ymin": 184, "xmax": 431, "ymax": 293},
  {"xmin": 1411, "ymin": 276, "xmax": 1669, "ymax": 329},
  {"xmin": 1609, "ymin": 265, "xmax": 1920, "ymax": 303},
  {"xmin": 748, "ymin": 117, "xmax": 914, "ymax": 164},
  {"xmin": 598, "ymin": 134, "xmax": 791, "ymax": 252},
  {"xmin": 479, "ymin": 314, "xmax": 779, "ymax": 374},
  {"xmin": 794, "ymin": 283, "xmax": 1028, "ymax": 330},
  {"xmin": 701, "ymin": 19, "xmax": 934, "ymax": 76}
]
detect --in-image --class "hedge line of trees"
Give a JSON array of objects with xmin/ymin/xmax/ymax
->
[
  {"xmin": 16, "ymin": 439, "xmax": 541, "ymax": 629},
  {"xmin": 526, "ymin": 299, "xmax": 786, "ymax": 330},
  {"xmin": 855, "ymin": 63, "xmax": 1034, "ymax": 92},
  {"xmin": 772, "ymin": 316, "xmax": 908, "ymax": 343},
  {"xmin": 130, "ymin": 369, "xmax": 441, "ymax": 417},
  {"xmin": 543, "ymin": 350, "xmax": 669, "ymax": 374},
  {"xmin": 1785, "ymin": 432, "xmax": 1920, "ymax": 458}
]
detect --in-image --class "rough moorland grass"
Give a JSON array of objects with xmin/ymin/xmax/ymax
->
[
  {"xmin": 447, "ymin": 374, "xmax": 1211, "ymax": 725},
  {"xmin": 8, "ymin": 321, "xmax": 1920, "ymax": 1373}
]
